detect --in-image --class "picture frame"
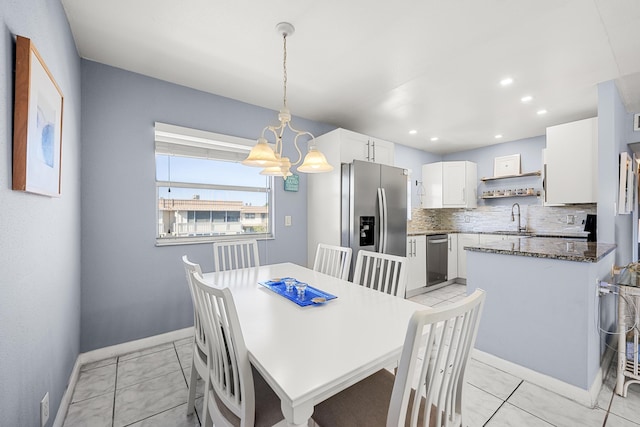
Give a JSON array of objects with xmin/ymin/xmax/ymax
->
[
  {"xmin": 13, "ymin": 35, "xmax": 64, "ymax": 196},
  {"xmin": 493, "ymin": 154, "xmax": 521, "ymax": 177},
  {"xmin": 283, "ymin": 174, "xmax": 299, "ymax": 192}
]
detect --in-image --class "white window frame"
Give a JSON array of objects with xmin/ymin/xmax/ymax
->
[{"xmin": 155, "ymin": 122, "xmax": 274, "ymax": 246}]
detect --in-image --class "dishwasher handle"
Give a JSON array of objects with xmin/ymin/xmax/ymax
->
[{"xmin": 428, "ymin": 238, "xmax": 448, "ymax": 244}]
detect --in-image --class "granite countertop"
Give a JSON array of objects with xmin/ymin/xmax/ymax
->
[
  {"xmin": 408, "ymin": 229, "xmax": 590, "ymax": 239},
  {"xmin": 464, "ymin": 237, "xmax": 616, "ymax": 263},
  {"xmin": 408, "ymin": 230, "xmax": 456, "ymax": 236}
]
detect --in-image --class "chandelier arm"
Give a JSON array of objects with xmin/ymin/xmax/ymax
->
[
  {"xmin": 263, "ymin": 125, "xmax": 283, "ymax": 157},
  {"xmin": 290, "ymin": 131, "xmax": 305, "ymax": 166}
]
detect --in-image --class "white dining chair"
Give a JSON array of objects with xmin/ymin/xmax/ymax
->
[
  {"xmin": 181, "ymin": 255, "xmax": 208, "ymax": 418},
  {"xmin": 313, "ymin": 243, "xmax": 353, "ymax": 280},
  {"xmin": 352, "ymin": 250, "xmax": 408, "ymax": 297},
  {"xmin": 189, "ymin": 270, "xmax": 284, "ymax": 427},
  {"xmin": 312, "ymin": 289, "xmax": 486, "ymax": 427},
  {"xmin": 212, "ymin": 239, "xmax": 260, "ymax": 272}
]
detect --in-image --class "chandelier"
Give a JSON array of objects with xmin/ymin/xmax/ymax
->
[{"xmin": 242, "ymin": 22, "xmax": 333, "ymax": 178}]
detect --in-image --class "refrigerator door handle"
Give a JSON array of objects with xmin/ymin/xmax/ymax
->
[
  {"xmin": 377, "ymin": 188, "xmax": 384, "ymax": 252},
  {"xmin": 379, "ymin": 187, "xmax": 389, "ymax": 253}
]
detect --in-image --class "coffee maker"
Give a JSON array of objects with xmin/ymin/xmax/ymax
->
[{"xmin": 584, "ymin": 214, "xmax": 597, "ymax": 242}]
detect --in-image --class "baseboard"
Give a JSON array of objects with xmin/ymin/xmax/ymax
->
[
  {"xmin": 53, "ymin": 327, "xmax": 193, "ymax": 427},
  {"xmin": 77, "ymin": 327, "xmax": 193, "ymax": 365},
  {"xmin": 472, "ymin": 348, "xmax": 612, "ymax": 408},
  {"xmin": 52, "ymin": 357, "xmax": 83, "ymax": 427}
]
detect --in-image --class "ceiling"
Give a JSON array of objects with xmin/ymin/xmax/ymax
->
[{"xmin": 61, "ymin": 0, "xmax": 640, "ymax": 154}]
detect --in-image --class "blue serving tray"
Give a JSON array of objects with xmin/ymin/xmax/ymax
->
[{"xmin": 259, "ymin": 277, "xmax": 337, "ymax": 307}]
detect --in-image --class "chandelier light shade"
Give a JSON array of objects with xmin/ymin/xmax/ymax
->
[
  {"xmin": 298, "ymin": 146, "xmax": 334, "ymax": 173},
  {"xmin": 242, "ymin": 22, "xmax": 333, "ymax": 179},
  {"xmin": 242, "ymin": 137, "xmax": 279, "ymax": 167}
]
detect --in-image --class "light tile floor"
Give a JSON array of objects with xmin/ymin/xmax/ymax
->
[{"xmin": 63, "ymin": 284, "xmax": 640, "ymax": 426}]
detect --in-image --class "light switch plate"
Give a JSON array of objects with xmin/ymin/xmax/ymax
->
[{"xmin": 285, "ymin": 216, "xmax": 292, "ymax": 226}]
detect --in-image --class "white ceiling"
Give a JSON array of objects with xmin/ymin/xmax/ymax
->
[{"xmin": 61, "ymin": 0, "xmax": 640, "ymax": 154}]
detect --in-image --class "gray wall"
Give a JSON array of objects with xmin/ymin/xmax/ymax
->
[
  {"xmin": 597, "ymin": 81, "xmax": 634, "ymax": 265},
  {"xmin": 0, "ymin": 1, "xmax": 82, "ymax": 426},
  {"xmin": 80, "ymin": 60, "xmax": 334, "ymax": 351}
]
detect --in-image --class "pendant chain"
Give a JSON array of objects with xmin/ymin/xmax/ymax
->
[{"xmin": 282, "ymin": 33, "xmax": 288, "ymax": 109}]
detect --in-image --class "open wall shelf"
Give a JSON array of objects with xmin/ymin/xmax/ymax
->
[{"xmin": 480, "ymin": 171, "xmax": 541, "ymax": 182}]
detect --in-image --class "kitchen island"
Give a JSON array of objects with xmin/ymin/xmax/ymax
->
[{"xmin": 465, "ymin": 237, "xmax": 616, "ymax": 405}]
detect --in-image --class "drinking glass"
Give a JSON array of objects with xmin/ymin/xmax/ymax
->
[
  {"xmin": 284, "ymin": 278, "xmax": 296, "ymax": 293},
  {"xmin": 295, "ymin": 281, "xmax": 308, "ymax": 299}
]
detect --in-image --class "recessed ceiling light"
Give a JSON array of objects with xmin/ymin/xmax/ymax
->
[
  {"xmin": 500, "ymin": 77, "xmax": 513, "ymax": 86},
  {"xmin": 537, "ymin": 109, "xmax": 547, "ymax": 115},
  {"xmin": 409, "ymin": 129, "xmax": 417, "ymax": 135},
  {"xmin": 495, "ymin": 134, "xmax": 503, "ymax": 139},
  {"xmin": 521, "ymin": 95, "xmax": 533, "ymax": 103},
  {"xmin": 430, "ymin": 137, "xmax": 439, "ymax": 141}
]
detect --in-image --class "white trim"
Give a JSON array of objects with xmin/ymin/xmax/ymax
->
[
  {"xmin": 472, "ymin": 347, "xmax": 614, "ymax": 408},
  {"xmin": 52, "ymin": 357, "xmax": 82, "ymax": 427},
  {"xmin": 53, "ymin": 327, "xmax": 193, "ymax": 427}
]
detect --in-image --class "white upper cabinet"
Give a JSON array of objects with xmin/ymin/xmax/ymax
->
[
  {"xmin": 544, "ymin": 117, "xmax": 597, "ymax": 205},
  {"xmin": 337, "ymin": 129, "xmax": 395, "ymax": 166},
  {"xmin": 421, "ymin": 161, "xmax": 477, "ymax": 208}
]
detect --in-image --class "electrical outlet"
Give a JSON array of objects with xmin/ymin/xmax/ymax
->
[
  {"xmin": 464, "ymin": 215, "xmax": 470, "ymax": 223},
  {"xmin": 40, "ymin": 392, "xmax": 49, "ymax": 427},
  {"xmin": 566, "ymin": 215, "xmax": 575, "ymax": 224}
]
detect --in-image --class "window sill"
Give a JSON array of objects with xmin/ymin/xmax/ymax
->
[{"xmin": 155, "ymin": 234, "xmax": 274, "ymax": 247}]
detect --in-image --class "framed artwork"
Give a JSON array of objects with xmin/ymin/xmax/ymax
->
[
  {"xmin": 619, "ymin": 152, "xmax": 634, "ymax": 214},
  {"xmin": 493, "ymin": 154, "xmax": 521, "ymax": 177},
  {"xmin": 13, "ymin": 35, "xmax": 64, "ymax": 196},
  {"xmin": 283, "ymin": 174, "xmax": 299, "ymax": 192}
]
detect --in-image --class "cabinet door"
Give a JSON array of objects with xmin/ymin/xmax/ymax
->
[
  {"xmin": 545, "ymin": 117, "xmax": 597, "ymax": 204},
  {"xmin": 406, "ymin": 236, "xmax": 426, "ymax": 292},
  {"xmin": 447, "ymin": 234, "xmax": 458, "ymax": 280},
  {"xmin": 421, "ymin": 163, "xmax": 443, "ymax": 208},
  {"xmin": 339, "ymin": 130, "xmax": 371, "ymax": 163},
  {"xmin": 457, "ymin": 233, "xmax": 479, "ymax": 280},
  {"xmin": 443, "ymin": 162, "xmax": 467, "ymax": 207},
  {"xmin": 370, "ymin": 139, "xmax": 395, "ymax": 166}
]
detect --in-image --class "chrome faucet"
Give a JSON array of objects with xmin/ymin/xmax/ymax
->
[{"xmin": 511, "ymin": 203, "xmax": 526, "ymax": 233}]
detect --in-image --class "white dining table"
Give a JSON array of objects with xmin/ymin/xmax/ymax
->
[{"xmin": 201, "ymin": 262, "xmax": 425, "ymax": 427}]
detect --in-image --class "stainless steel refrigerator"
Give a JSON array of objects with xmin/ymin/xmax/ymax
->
[{"xmin": 341, "ymin": 160, "xmax": 408, "ymax": 278}]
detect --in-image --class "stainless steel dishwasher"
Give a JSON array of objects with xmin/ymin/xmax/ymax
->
[{"xmin": 426, "ymin": 234, "xmax": 448, "ymax": 287}]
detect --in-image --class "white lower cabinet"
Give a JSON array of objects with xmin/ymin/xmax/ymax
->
[
  {"xmin": 447, "ymin": 234, "xmax": 458, "ymax": 281},
  {"xmin": 406, "ymin": 235, "xmax": 426, "ymax": 293},
  {"xmin": 457, "ymin": 233, "xmax": 479, "ymax": 280}
]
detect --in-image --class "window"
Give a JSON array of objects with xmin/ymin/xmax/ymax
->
[{"xmin": 155, "ymin": 123, "xmax": 273, "ymax": 245}]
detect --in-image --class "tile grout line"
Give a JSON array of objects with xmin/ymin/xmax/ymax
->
[
  {"xmin": 601, "ymin": 387, "xmax": 616, "ymax": 427},
  {"xmin": 482, "ymin": 379, "xmax": 530, "ymax": 427}
]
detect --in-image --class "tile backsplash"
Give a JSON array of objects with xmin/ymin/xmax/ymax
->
[{"xmin": 408, "ymin": 204, "xmax": 596, "ymax": 235}]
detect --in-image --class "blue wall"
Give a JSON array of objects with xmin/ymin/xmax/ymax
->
[
  {"xmin": 597, "ymin": 81, "xmax": 634, "ymax": 265},
  {"xmin": 0, "ymin": 1, "xmax": 82, "ymax": 425},
  {"xmin": 394, "ymin": 143, "xmax": 441, "ymax": 209},
  {"xmin": 80, "ymin": 60, "xmax": 334, "ymax": 351}
]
